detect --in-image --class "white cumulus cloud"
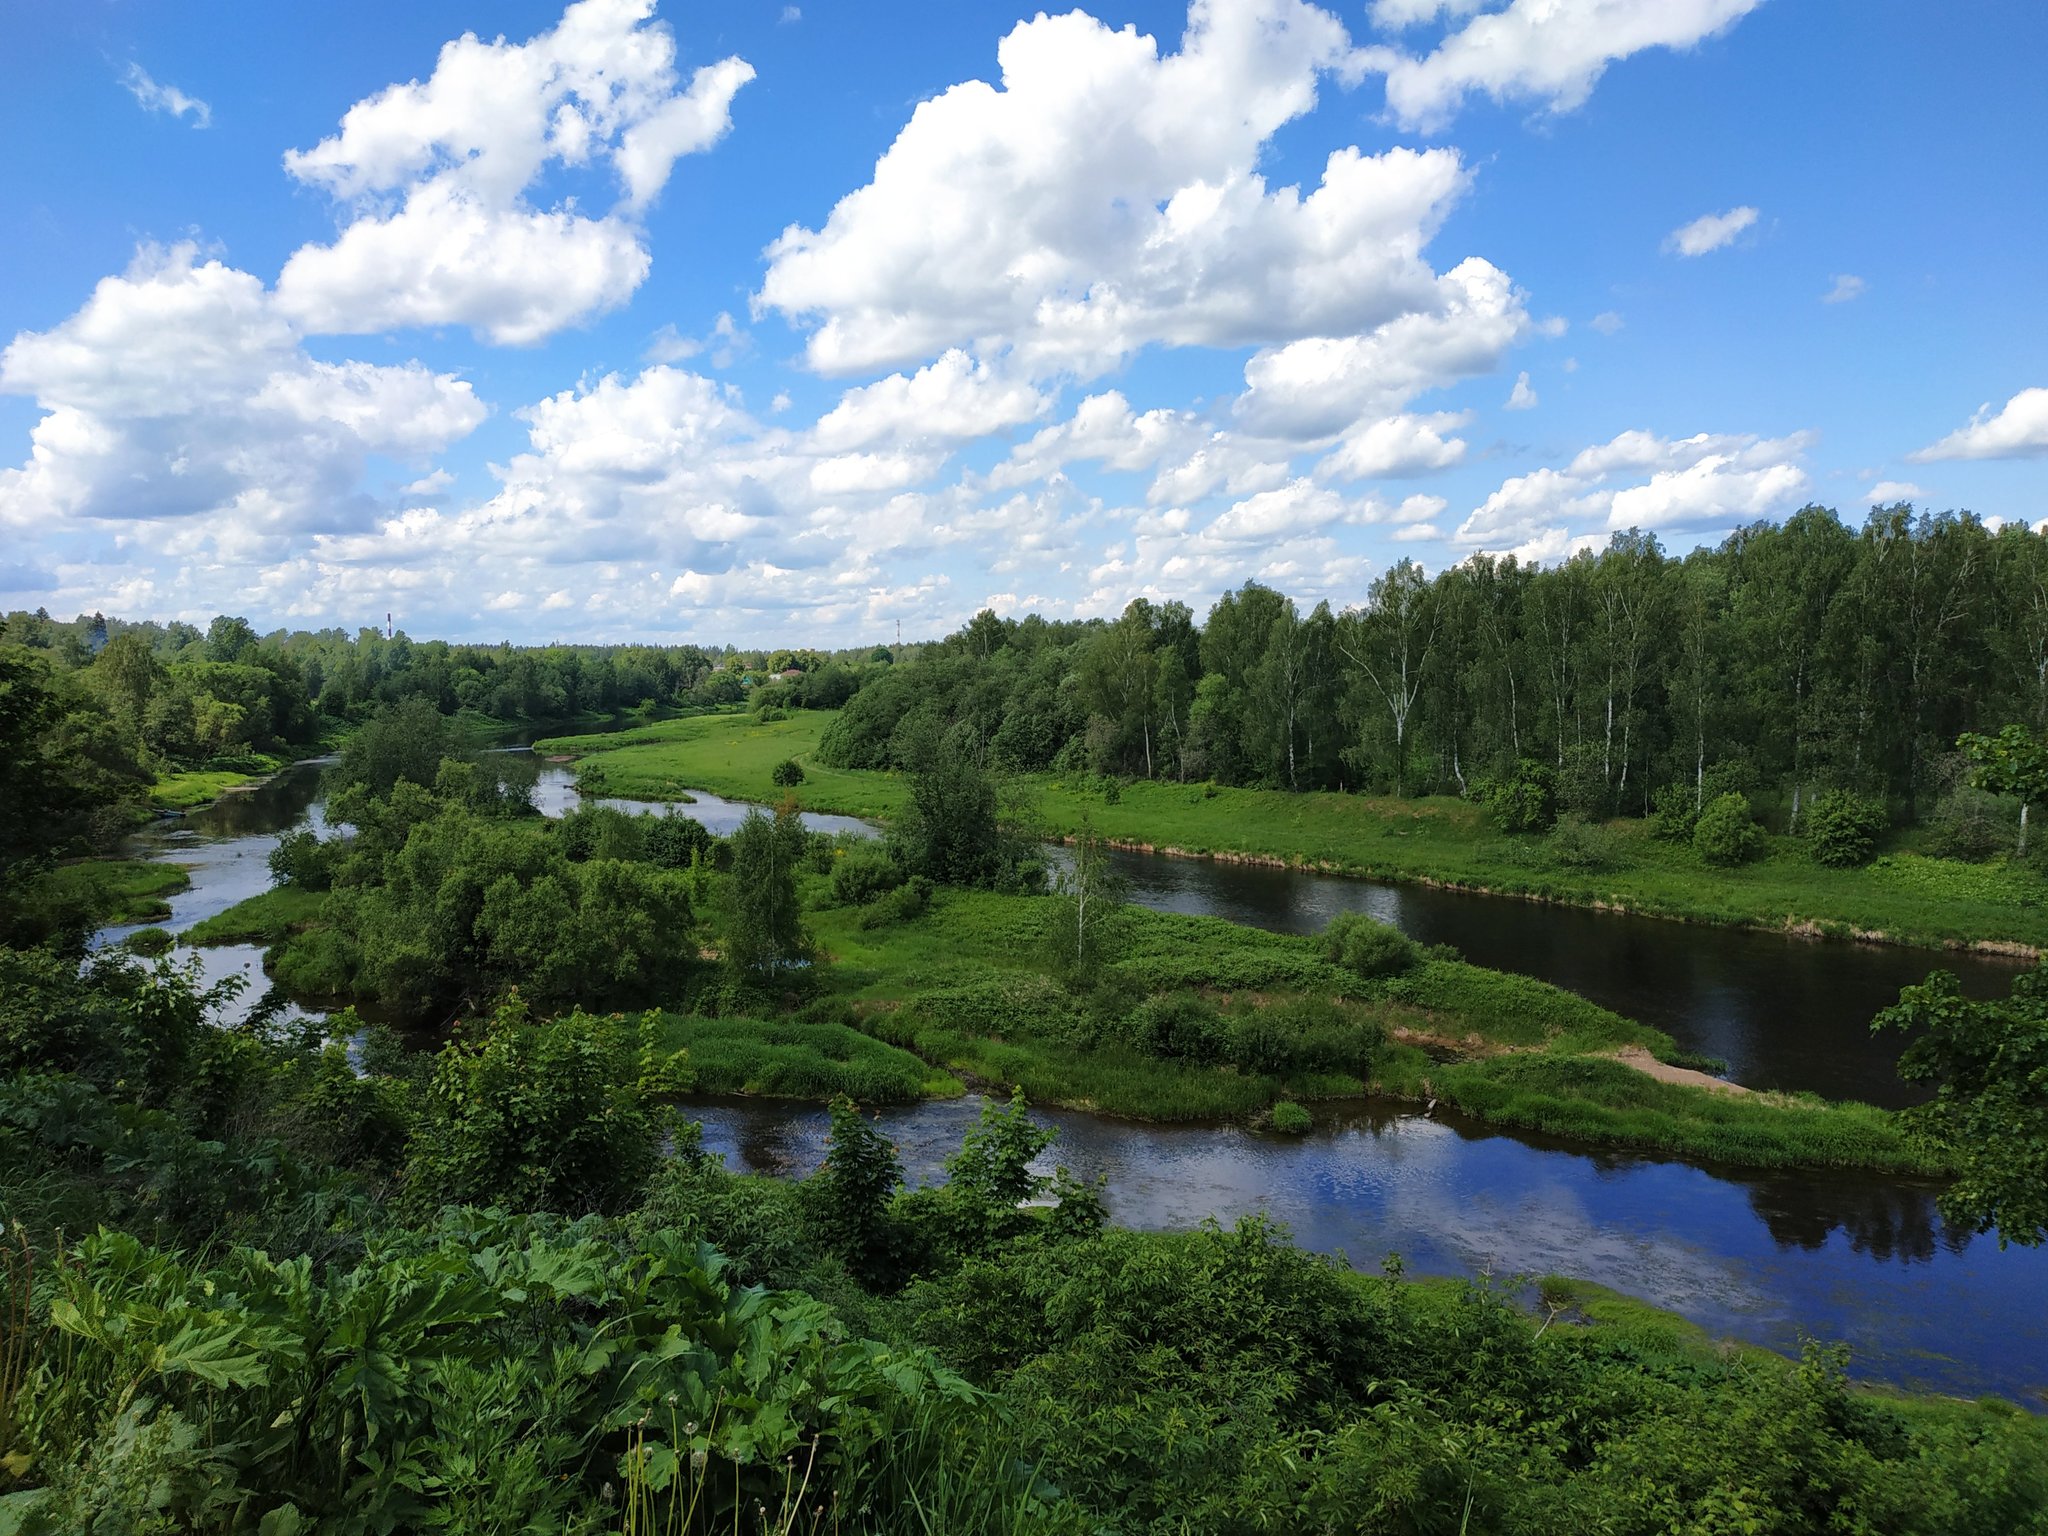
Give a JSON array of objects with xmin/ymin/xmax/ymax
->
[
  {"xmin": 757, "ymin": 0, "xmax": 1494, "ymax": 378},
  {"xmin": 1368, "ymin": 0, "xmax": 1762, "ymax": 133},
  {"xmin": 1909, "ymin": 387, "xmax": 2048, "ymax": 462},
  {"xmin": 276, "ymin": 0, "xmax": 751, "ymax": 344},
  {"xmin": 0, "ymin": 245, "xmax": 483, "ymax": 544}
]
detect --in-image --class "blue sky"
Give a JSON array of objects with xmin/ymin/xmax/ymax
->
[{"xmin": 3, "ymin": 0, "xmax": 2044, "ymax": 644}]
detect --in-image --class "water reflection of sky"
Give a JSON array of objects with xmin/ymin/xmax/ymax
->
[{"xmin": 693, "ymin": 1097, "xmax": 2048, "ymax": 1405}]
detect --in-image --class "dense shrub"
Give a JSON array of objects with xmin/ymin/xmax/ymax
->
[
  {"xmin": 403, "ymin": 996, "xmax": 690, "ymax": 1216},
  {"xmin": 1693, "ymin": 792, "xmax": 1764, "ymax": 867},
  {"xmin": 857, "ymin": 873, "xmax": 933, "ymax": 929},
  {"xmin": 1479, "ymin": 758, "xmax": 1557, "ymax": 834},
  {"xmin": 1318, "ymin": 911, "xmax": 1419, "ymax": 979},
  {"xmin": 831, "ymin": 846, "xmax": 907, "ymax": 905},
  {"xmin": 641, "ymin": 811, "xmax": 715, "ymax": 868},
  {"xmin": 1651, "ymin": 782, "xmax": 1702, "ymax": 841},
  {"xmin": 1270, "ymin": 1100, "xmax": 1312, "ymax": 1134},
  {"xmin": 266, "ymin": 827, "xmax": 341, "ymax": 889},
  {"xmin": 1926, "ymin": 787, "xmax": 2015, "ymax": 861},
  {"xmin": 772, "ymin": 757, "xmax": 806, "ymax": 786},
  {"xmin": 1807, "ymin": 788, "xmax": 1888, "ymax": 867},
  {"xmin": 1122, "ymin": 993, "xmax": 1227, "ymax": 1063},
  {"xmin": 1547, "ymin": 812, "xmax": 1625, "ymax": 871}
]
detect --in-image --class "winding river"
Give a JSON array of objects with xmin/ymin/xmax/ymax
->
[{"xmin": 100, "ymin": 755, "xmax": 2048, "ymax": 1404}]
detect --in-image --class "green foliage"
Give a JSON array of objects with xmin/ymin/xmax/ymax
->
[
  {"xmin": 771, "ymin": 757, "xmax": 806, "ymax": 786},
  {"xmin": 1548, "ymin": 811, "xmax": 1625, "ymax": 870},
  {"xmin": 1043, "ymin": 822, "xmax": 1127, "ymax": 990},
  {"xmin": 1317, "ymin": 911, "xmax": 1420, "ymax": 979},
  {"xmin": 1480, "ymin": 758, "xmax": 1557, "ymax": 833},
  {"xmin": 1876, "ymin": 965, "xmax": 2048, "ymax": 1246},
  {"xmin": 1927, "ymin": 787, "xmax": 2015, "ymax": 861},
  {"xmin": 265, "ymin": 828, "xmax": 338, "ymax": 890},
  {"xmin": 402, "ymin": 995, "xmax": 690, "ymax": 1216},
  {"xmin": 829, "ymin": 846, "xmax": 905, "ymax": 906},
  {"xmin": 1652, "ymin": 781, "xmax": 1703, "ymax": 840},
  {"xmin": 856, "ymin": 872, "xmax": 933, "ymax": 929},
  {"xmin": 656, "ymin": 1012, "xmax": 957, "ymax": 1102},
  {"xmin": 1269, "ymin": 1100, "xmax": 1312, "ymax": 1134},
  {"xmin": 1808, "ymin": 788, "xmax": 1888, "ymax": 867},
  {"xmin": 1694, "ymin": 791, "xmax": 1764, "ymax": 866},
  {"xmin": 330, "ymin": 694, "xmax": 451, "ymax": 795},
  {"xmin": 813, "ymin": 1095, "xmax": 904, "ymax": 1282},
  {"xmin": 723, "ymin": 802, "xmax": 813, "ymax": 982}
]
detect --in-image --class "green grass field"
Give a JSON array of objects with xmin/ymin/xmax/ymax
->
[
  {"xmin": 44, "ymin": 858, "xmax": 192, "ymax": 925},
  {"xmin": 147, "ymin": 754, "xmax": 290, "ymax": 811},
  {"xmin": 652, "ymin": 1013, "xmax": 961, "ymax": 1102},
  {"xmin": 184, "ymin": 886, "xmax": 327, "ymax": 946},
  {"xmin": 537, "ymin": 710, "xmax": 2048, "ymax": 954}
]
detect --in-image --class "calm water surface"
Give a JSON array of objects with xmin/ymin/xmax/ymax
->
[
  {"xmin": 94, "ymin": 753, "xmax": 2048, "ymax": 1402},
  {"xmin": 692, "ymin": 1094, "xmax": 2048, "ymax": 1405}
]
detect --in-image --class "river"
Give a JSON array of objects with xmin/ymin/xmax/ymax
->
[{"xmin": 99, "ymin": 754, "xmax": 2048, "ymax": 1404}]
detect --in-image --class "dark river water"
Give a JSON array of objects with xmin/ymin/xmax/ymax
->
[
  {"xmin": 100, "ymin": 755, "xmax": 2048, "ymax": 1404},
  {"xmin": 1090, "ymin": 848, "xmax": 2031, "ymax": 1109}
]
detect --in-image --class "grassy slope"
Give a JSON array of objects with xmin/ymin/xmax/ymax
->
[
  {"xmin": 653, "ymin": 1013, "xmax": 962, "ymax": 1102},
  {"xmin": 45, "ymin": 858, "xmax": 191, "ymax": 925},
  {"xmin": 538, "ymin": 711, "xmax": 2048, "ymax": 953}
]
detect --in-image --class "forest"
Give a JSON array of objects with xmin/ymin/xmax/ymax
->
[{"xmin": 6, "ymin": 505, "xmax": 2048, "ymax": 1531}]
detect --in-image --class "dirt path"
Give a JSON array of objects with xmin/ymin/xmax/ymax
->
[{"xmin": 1608, "ymin": 1044, "xmax": 1752, "ymax": 1096}]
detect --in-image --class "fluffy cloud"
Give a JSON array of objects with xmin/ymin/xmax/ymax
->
[
  {"xmin": 758, "ymin": 0, "xmax": 1494, "ymax": 378},
  {"xmin": 121, "ymin": 64, "xmax": 211, "ymax": 128},
  {"xmin": 1315, "ymin": 411, "xmax": 1468, "ymax": 480},
  {"xmin": 811, "ymin": 351, "xmax": 1046, "ymax": 452},
  {"xmin": 1664, "ymin": 205, "xmax": 1758, "ymax": 257},
  {"xmin": 1909, "ymin": 387, "xmax": 2048, "ymax": 462},
  {"xmin": 1454, "ymin": 427, "xmax": 1810, "ymax": 550},
  {"xmin": 1504, "ymin": 371, "xmax": 1537, "ymax": 410},
  {"xmin": 1233, "ymin": 256, "xmax": 1528, "ymax": 438},
  {"xmin": 1822, "ymin": 273, "xmax": 1866, "ymax": 304},
  {"xmin": 988, "ymin": 391, "xmax": 1191, "ymax": 490},
  {"xmin": 1368, "ymin": 0, "xmax": 1762, "ymax": 132},
  {"xmin": 0, "ymin": 245, "xmax": 483, "ymax": 542},
  {"xmin": 277, "ymin": 0, "xmax": 751, "ymax": 343}
]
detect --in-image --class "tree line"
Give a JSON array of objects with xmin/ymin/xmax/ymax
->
[{"xmin": 822, "ymin": 504, "xmax": 2047, "ymax": 831}]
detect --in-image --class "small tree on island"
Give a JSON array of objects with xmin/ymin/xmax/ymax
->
[
  {"xmin": 723, "ymin": 798, "xmax": 812, "ymax": 981},
  {"xmin": 1045, "ymin": 816, "xmax": 1127, "ymax": 991}
]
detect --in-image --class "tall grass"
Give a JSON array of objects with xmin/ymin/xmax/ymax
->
[{"xmin": 657, "ymin": 1014, "xmax": 960, "ymax": 1103}]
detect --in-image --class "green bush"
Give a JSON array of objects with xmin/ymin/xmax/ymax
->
[
  {"xmin": 1270, "ymin": 1100, "xmax": 1312, "ymax": 1134},
  {"xmin": 1693, "ymin": 792, "xmax": 1763, "ymax": 867},
  {"xmin": 1651, "ymin": 782, "xmax": 1702, "ymax": 841},
  {"xmin": 1317, "ymin": 911, "xmax": 1420, "ymax": 979},
  {"xmin": 1547, "ymin": 813, "xmax": 1624, "ymax": 871},
  {"xmin": 1926, "ymin": 787, "xmax": 2014, "ymax": 861},
  {"xmin": 1807, "ymin": 788, "xmax": 1887, "ymax": 867},
  {"xmin": 267, "ymin": 827, "xmax": 340, "ymax": 890},
  {"xmin": 772, "ymin": 757, "xmax": 806, "ymax": 786},
  {"xmin": 402, "ymin": 996, "xmax": 690, "ymax": 1216},
  {"xmin": 831, "ymin": 847, "xmax": 905, "ymax": 905},
  {"xmin": 120, "ymin": 926, "xmax": 175, "ymax": 957},
  {"xmin": 1479, "ymin": 758, "xmax": 1557, "ymax": 833},
  {"xmin": 1122, "ymin": 993, "xmax": 1227, "ymax": 1063}
]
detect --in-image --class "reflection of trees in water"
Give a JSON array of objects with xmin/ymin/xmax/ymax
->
[{"xmin": 1744, "ymin": 1173, "xmax": 1966, "ymax": 1263}]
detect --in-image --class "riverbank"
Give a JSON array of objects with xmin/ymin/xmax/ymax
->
[{"xmin": 537, "ymin": 710, "xmax": 2048, "ymax": 956}]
